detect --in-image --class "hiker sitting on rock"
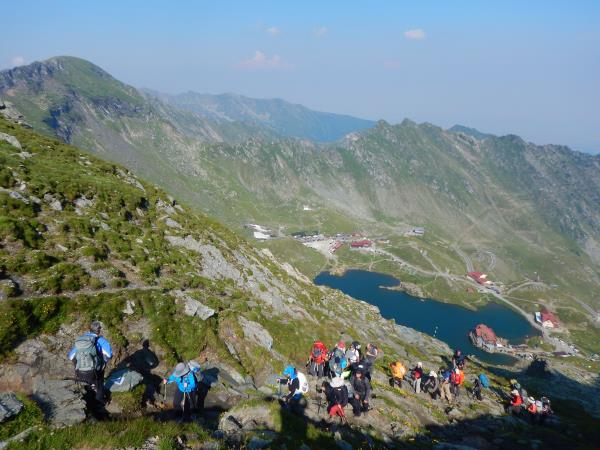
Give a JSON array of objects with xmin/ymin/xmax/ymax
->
[
  {"xmin": 323, "ymin": 377, "xmax": 349, "ymax": 422},
  {"xmin": 68, "ymin": 321, "xmax": 113, "ymax": 407},
  {"xmin": 349, "ymin": 366, "xmax": 371, "ymax": 417},
  {"xmin": 163, "ymin": 362, "xmax": 201, "ymax": 420},
  {"xmin": 421, "ymin": 370, "xmax": 439, "ymax": 399},
  {"xmin": 411, "ymin": 362, "xmax": 424, "ymax": 394},
  {"xmin": 278, "ymin": 365, "xmax": 309, "ymax": 414},
  {"xmin": 389, "ymin": 361, "xmax": 407, "ymax": 389}
]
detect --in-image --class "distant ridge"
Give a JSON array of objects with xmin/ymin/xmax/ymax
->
[
  {"xmin": 448, "ymin": 124, "xmax": 494, "ymax": 140},
  {"xmin": 144, "ymin": 89, "xmax": 375, "ymax": 142}
]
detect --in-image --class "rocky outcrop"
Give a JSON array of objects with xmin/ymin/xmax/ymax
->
[
  {"xmin": 0, "ymin": 392, "xmax": 23, "ymax": 423},
  {"xmin": 0, "ymin": 132, "xmax": 21, "ymax": 149},
  {"xmin": 174, "ymin": 291, "xmax": 215, "ymax": 320},
  {"xmin": 105, "ymin": 368, "xmax": 144, "ymax": 392},
  {"xmin": 32, "ymin": 379, "xmax": 86, "ymax": 427},
  {"xmin": 238, "ymin": 317, "xmax": 273, "ymax": 351}
]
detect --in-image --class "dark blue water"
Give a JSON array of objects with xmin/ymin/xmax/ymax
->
[{"xmin": 315, "ymin": 270, "xmax": 537, "ymax": 365}]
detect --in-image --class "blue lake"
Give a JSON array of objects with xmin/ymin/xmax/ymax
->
[{"xmin": 314, "ymin": 269, "xmax": 538, "ymax": 365}]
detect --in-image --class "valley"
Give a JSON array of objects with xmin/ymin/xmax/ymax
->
[{"xmin": 1, "ymin": 55, "xmax": 600, "ymax": 449}]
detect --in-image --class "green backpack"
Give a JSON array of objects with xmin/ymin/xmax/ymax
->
[{"xmin": 74, "ymin": 335, "xmax": 102, "ymax": 372}]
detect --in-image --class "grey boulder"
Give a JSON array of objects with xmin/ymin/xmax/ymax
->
[
  {"xmin": 105, "ymin": 368, "xmax": 144, "ymax": 392},
  {"xmin": 0, "ymin": 392, "xmax": 23, "ymax": 423}
]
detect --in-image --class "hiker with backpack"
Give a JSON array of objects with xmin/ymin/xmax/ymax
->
[
  {"xmin": 349, "ymin": 367, "xmax": 371, "ymax": 417},
  {"xmin": 472, "ymin": 373, "xmax": 489, "ymax": 401},
  {"xmin": 526, "ymin": 396, "xmax": 538, "ymax": 424},
  {"xmin": 539, "ymin": 397, "xmax": 553, "ymax": 425},
  {"xmin": 163, "ymin": 361, "xmax": 201, "ymax": 420},
  {"xmin": 389, "ymin": 361, "xmax": 407, "ymax": 389},
  {"xmin": 421, "ymin": 370, "xmax": 439, "ymax": 399},
  {"xmin": 68, "ymin": 321, "xmax": 113, "ymax": 406},
  {"xmin": 452, "ymin": 349, "xmax": 465, "ymax": 369},
  {"xmin": 450, "ymin": 367, "xmax": 465, "ymax": 398},
  {"xmin": 362, "ymin": 343, "xmax": 378, "ymax": 380},
  {"xmin": 440, "ymin": 368, "xmax": 453, "ymax": 404},
  {"xmin": 328, "ymin": 342, "xmax": 348, "ymax": 378},
  {"xmin": 411, "ymin": 362, "xmax": 424, "ymax": 394},
  {"xmin": 508, "ymin": 389, "xmax": 523, "ymax": 415},
  {"xmin": 278, "ymin": 365, "xmax": 309, "ymax": 414},
  {"xmin": 308, "ymin": 340, "xmax": 328, "ymax": 379},
  {"xmin": 323, "ymin": 377, "xmax": 349, "ymax": 422}
]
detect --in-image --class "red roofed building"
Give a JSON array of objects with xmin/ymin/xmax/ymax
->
[
  {"xmin": 351, "ymin": 239, "xmax": 372, "ymax": 248},
  {"xmin": 468, "ymin": 272, "xmax": 492, "ymax": 285},
  {"xmin": 541, "ymin": 309, "xmax": 560, "ymax": 328},
  {"xmin": 474, "ymin": 324, "xmax": 498, "ymax": 344}
]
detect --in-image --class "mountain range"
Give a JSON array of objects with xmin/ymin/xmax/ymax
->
[{"xmin": 1, "ymin": 56, "xmax": 599, "ymax": 355}]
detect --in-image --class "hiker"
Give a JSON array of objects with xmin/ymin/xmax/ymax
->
[
  {"xmin": 328, "ymin": 342, "xmax": 348, "ymax": 378},
  {"xmin": 452, "ymin": 349, "xmax": 465, "ymax": 369},
  {"xmin": 278, "ymin": 365, "xmax": 309, "ymax": 414},
  {"xmin": 471, "ymin": 376, "xmax": 483, "ymax": 401},
  {"xmin": 539, "ymin": 397, "xmax": 553, "ymax": 425},
  {"xmin": 349, "ymin": 368, "xmax": 371, "ymax": 417},
  {"xmin": 362, "ymin": 343, "xmax": 378, "ymax": 380},
  {"xmin": 389, "ymin": 361, "xmax": 407, "ymax": 389},
  {"xmin": 422, "ymin": 371, "xmax": 439, "ymax": 399},
  {"xmin": 440, "ymin": 368, "xmax": 453, "ymax": 404},
  {"xmin": 511, "ymin": 379, "xmax": 529, "ymax": 409},
  {"xmin": 308, "ymin": 340, "xmax": 328, "ymax": 378},
  {"xmin": 450, "ymin": 367, "xmax": 465, "ymax": 398},
  {"xmin": 346, "ymin": 341, "xmax": 361, "ymax": 367},
  {"xmin": 411, "ymin": 362, "xmax": 424, "ymax": 394},
  {"xmin": 526, "ymin": 397, "xmax": 538, "ymax": 424},
  {"xmin": 163, "ymin": 361, "xmax": 201, "ymax": 419},
  {"xmin": 323, "ymin": 377, "xmax": 349, "ymax": 422},
  {"xmin": 508, "ymin": 389, "xmax": 523, "ymax": 415},
  {"xmin": 68, "ymin": 321, "xmax": 113, "ymax": 406}
]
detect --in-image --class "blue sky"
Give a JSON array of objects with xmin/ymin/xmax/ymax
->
[{"xmin": 2, "ymin": 0, "xmax": 599, "ymax": 152}]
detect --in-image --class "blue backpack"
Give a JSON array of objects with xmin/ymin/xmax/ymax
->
[{"xmin": 479, "ymin": 373, "xmax": 490, "ymax": 388}]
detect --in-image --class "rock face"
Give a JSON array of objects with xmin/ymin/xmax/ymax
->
[
  {"xmin": 0, "ymin": 392, "xmax": 23, "ymax": 423},
  {"xmin": 0, "ymin": 132, "xmax": 21, "ymax": 149},
  {"xmin": 32, "ymin": 379, "xmax": 86, "ymax": 427},
  {"xmin": 238, "ymin": 316, "xmax": 273, "ymax": 351},
  {"xmin": 104, "ymin": 368, "xmax": 144, "ymax": 392},
  {"xmin": 174, "ymin": 291, "xmax": 215, "ymax": 320}
]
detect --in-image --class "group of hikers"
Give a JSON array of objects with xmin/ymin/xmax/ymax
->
[
  {"xmin": 67, "ymin": 322, "xmax": 554, "ymax": 426},
  {"xmin": 388, "ymin": 349, "xmax": 472, "ymax": 404},
  {"xmin": 507, "ymin": 379, "xmax": 554, "ymax": 425}
]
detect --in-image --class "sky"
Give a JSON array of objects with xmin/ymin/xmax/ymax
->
[{"xmin": 2, "ymin": 0, "xmax": 600, "ymax": 153}]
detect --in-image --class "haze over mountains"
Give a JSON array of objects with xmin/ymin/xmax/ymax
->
[{"xmin": 2, "ymin": 56, "xmax": 600, "ymax": 329}]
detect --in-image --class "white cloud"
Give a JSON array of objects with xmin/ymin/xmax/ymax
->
[
  {"xmin": 266, "ymin": 26, "xmax": 280, "ymax": 36},
  {"xmin": 384, "ymin": 60, "xmax": 401, "ymax": 69},
  {"xmin": 11, "ymin": 56, "xmax": 25, "ymax": 67},
  {"xmin": 313, "ymin": 26, "xmax": 328, "ymax": 38},
  {"xmin": 235, "ymin": 51, "xmax": 292, "ymax": 70},
  {"xmin": 404, "ymin": 28, "xmax": 426, "ymax": 40}
]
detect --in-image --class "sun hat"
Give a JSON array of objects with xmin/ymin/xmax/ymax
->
[
  {"xmin": 283, "ymin": 365, "xmax": 295, "ymax": 377},
  {"xmin": 511, "ymin": 389, "xmax": 519, "ymax": 396},
  {"xmin": 429, "ymin": 371, "xmax": 437, "ymax": 378},
  {"xmin": 173, "ymin": 362, "xmax": 190, "ymax": 377},
  {"xmin": 417, "ymin": 362, "xmax": 423, "ymax": 368},
  {"xmin": 330, "ymin": 377, "xmax": 344, "ymax": 388},
  {"xmin": 528, "ymin": 396, "xmax": 535, "ymax": 403}
]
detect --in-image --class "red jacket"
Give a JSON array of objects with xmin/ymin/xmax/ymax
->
[
  {"xmin": 311, "ymin": 341, "xmax": 328, "ymax": 364},
  {"xmin": 511, "ymin": 394, "xmax": 523, "ymax": 407}
]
